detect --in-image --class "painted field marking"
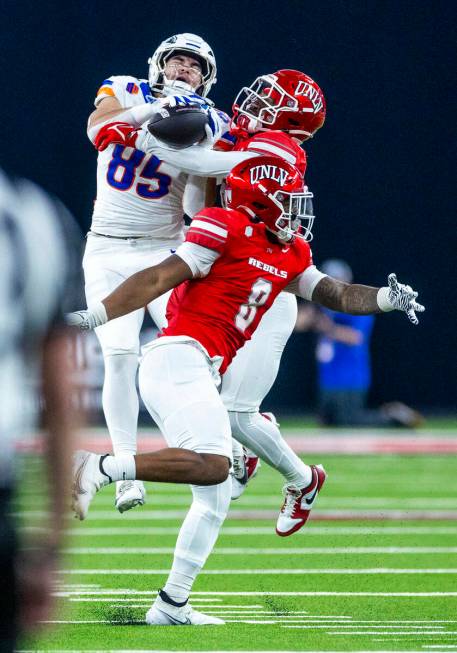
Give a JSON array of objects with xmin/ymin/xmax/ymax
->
[
  {"xmin": 17, "ymin": 509, "xmax": 457, "ymax": 521},
  {"xmin": 57, "ymin": 568, "xmax": 457, "ymax": 575},
  {"xmin": 257, "ymin": 624, "xmax": 446, "ymax": 629},
  {"xmin": 15, "ymin": 650, "xmax": 436, "ymax": 653},
  {"xmin": 52, "ymin": 589, "xmax": 457, "ymax": 597},
  {"xmin": 15, "ymin": 650, "xmax": 431, "ymax": 653},
  {"xmin": 60, "ymin": 526, "xmax": 457, "ymax": 536},
  {"xmin": 68, "ymin": 597, "xmax": 224, "ymax": 603},
  {"xmin": 39, "ymin": 621, "xmax": 452, "ymax": 631},
  {"xmin": 326, "ymin": 631, "xmax": 457, "ymax": 636},
  {"xmin": 64, "ymin": 546, "xmax": 457, "ymax": 555},
  {"xmin": 36, "ymin": 495, "xmax": 457, "ymax": 507}
]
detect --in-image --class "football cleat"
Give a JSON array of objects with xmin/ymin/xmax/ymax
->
[
  {"xmin": 115, "ymin": 480, "xmax": 146, "ymax": 514},
  {"xmin": 72, "ymin": 450, "xmax": 112, "ymax": 521},
  {"xmin": 146, "ymin": 590, "xmax": 224, "ymax": 626},
  {"xmin": 276, "ymin": 464, "xmax": 327, "ymax": 537},
  {"xmin": 231, "ymin": 451, "xmax": 260, "ymax": 500}
]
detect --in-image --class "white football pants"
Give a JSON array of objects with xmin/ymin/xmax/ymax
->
[
  {"xmin": 221, "ymin": 292, "xmax": 309, "ymax": 487},
  {"xmin": 83, "ymin": 233, "xmax": 182, "ymax": 455},
  {"xmin": 139, "ymin": 340, "xmax": 232, "ymax": 601}
]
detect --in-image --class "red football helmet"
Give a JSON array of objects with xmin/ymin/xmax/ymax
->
[
  {"xmin": 232, "ymin": 70, "xmax": 326, "ymax": 140},
  {"xmin": 223, "ymin": 155, "xmax": 315, "ymax": 242}
]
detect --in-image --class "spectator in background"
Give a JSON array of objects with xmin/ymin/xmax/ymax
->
[
  {"xmin": 0, "ymin": 171, "xmax": 81, "ymax": 651},
  {"xmin": 295, "ymin": 259, "xmax": 423, "ymax": 428}
]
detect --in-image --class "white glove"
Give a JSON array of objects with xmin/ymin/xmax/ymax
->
[
  {"xmin": 377, "ymin": 273, "xmax": 425, "ymax": 325},
  {"xmin": 163, "ymin": 93, "xmax": 210, "ymax": 109},
  {"xmin": 198, "ymin": 108, "xmax": 224, "ymax": 148},
  {"xmin": 65, "ymin": 302, "xmax": 108, "ymax": 330}
]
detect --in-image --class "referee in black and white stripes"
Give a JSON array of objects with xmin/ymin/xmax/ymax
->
[{"xmin": 0, "ymin": 171, "xmax": 82, "ymax": 651}]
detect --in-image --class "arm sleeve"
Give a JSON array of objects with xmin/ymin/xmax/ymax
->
[
  {"xmin": 285, "ymin": 265, "xmax": 328, "ymax": 300},
  {"xmin": 175, "ymin": 241, "xmax": 220, "ymax": 278},
  {"xmin": 182, "ymin": 175, "xmax": 207, "ymax": 218},
  {"xmin": 131, "ymin": 137, "xmax": 259, "ymax": 176}
]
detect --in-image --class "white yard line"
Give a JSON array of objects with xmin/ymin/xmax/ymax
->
[
  {"xmin": 327, "ymin": 631, "xmax": 457, "ymax": 636},
  {"xmin": 39, "ymin": 496, "xmax": 457, "ymax": 507},
  {"xmin": 17, "ymin": 650, "xmax": 432, "ymax": 653},
  {"xmin": 68, "ymin": 592, "xmax": 223, "ymax": 608},
  {"xmin": 57, "ymin": 568, "xmax": 457, "ymax": 575},
  {"xmin": 52, "ymin": 589, "xmax": 457, "ymax": 597},
  {"xmin": 60, "ymin": 526, "xmax": 457, "ymax": 536},
  {"xmin": 17, "ymin": 509, "xmax": 457, "ymax": 520},
  {"xmin": 64, "ymin": 546, "xmax": 457, "ymax": 555}
]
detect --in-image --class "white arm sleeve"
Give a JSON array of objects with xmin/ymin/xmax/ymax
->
[
  {"xmin": 285, "ymin": 265, "xmax": 328, "ymax": 300},
  {"xmin": 131, "ymin": 135, "xmax": 259, "ymax": 176},
  {"xmin": 175, "ymin": 241, "xmax": 220, "ymax": 278},
  {"xmin": 182, "ymin": 176, "xmax": 207, "ymax": 218}
]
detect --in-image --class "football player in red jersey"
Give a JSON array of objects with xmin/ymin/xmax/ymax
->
[
  {"xmin": 93, "ymin": 70, "xmax": 329, "ymax": 522},
  {"xmin": 69, "ymin": 155, "xmax": 423, "ymax": 626}
]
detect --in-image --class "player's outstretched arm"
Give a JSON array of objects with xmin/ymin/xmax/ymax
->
[
  {"xmin": 133, "ymin": 133, "xmax": 258, "ymax": 176},
  {"xmin": 67, "ymin": 255, "xmax": 193, "ymax": 330},
  {"xmin": 311, "ymin": 273, "xmax": 425, "ymax": 325}
]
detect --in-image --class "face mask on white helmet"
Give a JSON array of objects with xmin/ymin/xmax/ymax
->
[{"xmin": 148, "ymin": 33, "xmax": 217, "ymax": 98}]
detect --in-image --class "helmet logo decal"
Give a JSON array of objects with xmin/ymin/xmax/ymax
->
[
  {"xmin": 295, "ymin": 81, "xmax": 324, "ymax": 113},
  {"xmin": 249, "ymin": 164, "xmax": 288, "ymax": 186}
]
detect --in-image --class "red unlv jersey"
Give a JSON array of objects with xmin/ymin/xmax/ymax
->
[{"xmin": 163, "ymin": 207, "xmax": 313, "ymax": 373}]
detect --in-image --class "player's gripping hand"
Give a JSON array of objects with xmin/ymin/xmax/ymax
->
[
  {"xmin": 164, "ymin": 93, "xmax": 211, "ymax": 110},
  {"xmin": 93, "ymin": 122, "xmax": 140, "ymax": 151},
  {"xmin": 65, "ymin": 303, "xmax": 108, "ymax": 330},
  {"xmin": 377, "ymin": 273, "xmax": 425, "ymax": 325},
  {"xmin": 198, "ymin": 108, "xmax": 224, "ymax": 148}
]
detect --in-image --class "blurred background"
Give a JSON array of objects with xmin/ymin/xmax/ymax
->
[{"xmin": 2, "ymin": 0, "xmax": 455, "ymax": 419}]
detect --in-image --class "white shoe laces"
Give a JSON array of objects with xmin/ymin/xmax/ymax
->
[{"xmin": 281, "ymin": 484, "xmax": 302, "ymax": 517}]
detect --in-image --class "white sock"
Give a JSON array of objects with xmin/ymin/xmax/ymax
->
[
  {"xmin": 102, "ymin": 353, "xmax": 139, "ymax": 455},
  {"xmin": 229, "ymin": 411, "xmax": 312, "ymax": 488},
  {"xmin": 163, "ymin": 477, "xmax": 231, "ymax": 603},
  {"xmin": 101, "ymin": 454, "xmax": 136, "ymax": 482}
]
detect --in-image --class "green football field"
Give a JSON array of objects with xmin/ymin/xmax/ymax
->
[{"xmin": 18, "ymin": 450, "xmax": 457, "ymax": 652}]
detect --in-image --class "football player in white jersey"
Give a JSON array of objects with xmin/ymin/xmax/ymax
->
[
  {"xmin": 84, "ymin": 33, "xmax": 259, "ymax": 513},
  {"xmin": 95, "ymin": 70, "xmax": 329, "ymax": 535}
]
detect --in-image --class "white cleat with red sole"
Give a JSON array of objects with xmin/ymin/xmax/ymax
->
[{"xmin": 276, "ymin": 464, "xmax": 327, "ymax": 536}]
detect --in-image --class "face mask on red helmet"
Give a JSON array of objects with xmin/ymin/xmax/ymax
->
[
  {"xmin": 232, "ymin": 70, "xmax": 326, "ymax": 140},
  {"xmin": 223, "ymin": 155, "xmax": 315, "ymax": 242}
]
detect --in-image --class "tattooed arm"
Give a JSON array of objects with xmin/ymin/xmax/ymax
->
[
  {"xmin": 287, "ymin": 267, "xmax": 425, "ymax": 325},
  {"xmin": 312, "ymin": 276, "xmax": 381, "ymax": 314}
]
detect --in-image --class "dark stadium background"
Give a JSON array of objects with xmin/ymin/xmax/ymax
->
[{"xmin": 2, "ymin": 1, "xmax": 455, "ymax": 414}]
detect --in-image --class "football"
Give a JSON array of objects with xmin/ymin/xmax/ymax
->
[{"xmin": 147, "ymin": 104, "xmax": 209, "ymax": 148}]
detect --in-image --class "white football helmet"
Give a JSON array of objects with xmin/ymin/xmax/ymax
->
[{"xmin": 148, "ymin": 33, "xmax": 217, "ymax": 97}]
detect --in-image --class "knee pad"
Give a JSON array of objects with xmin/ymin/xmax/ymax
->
[
  {"xmin": 103, "ymin": 352, "xmax": 139, "ymax": 375},
  {"xmin": 191, "ymin": 478, "xmax": 231, "ymax": 526}
]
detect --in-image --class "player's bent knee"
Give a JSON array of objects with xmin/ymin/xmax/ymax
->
[{"xmin": 199, "ymin": 454, "xmax": 230, "ymax": 484}]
